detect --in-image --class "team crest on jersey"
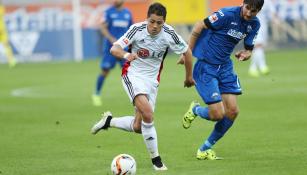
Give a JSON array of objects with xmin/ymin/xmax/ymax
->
[
  {"xmin": 122, "ymin": 38, "xmax": 129, "ymax": 44},
  {"xmin": 137, "ymin": 48, "xmax": 150, "ymax": 58},
  {"xmin": 209, "ymin": 13, "xmax": 218, "ymax": 23},
  {"xmin": 247, "ymin": 25, "xmax": 252, "ymax": 33}
]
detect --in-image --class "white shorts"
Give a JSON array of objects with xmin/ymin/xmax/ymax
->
[{"xmin": 122, "ymin": 74, "xmax": 159, "ymax": 111}]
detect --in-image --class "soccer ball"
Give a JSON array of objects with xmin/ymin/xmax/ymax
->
[{"xmin": 111, "ymin": 154, "xmax": 136, "ymax": 175}]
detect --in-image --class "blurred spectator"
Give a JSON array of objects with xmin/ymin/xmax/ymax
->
[
  {"xmin": 0, "ymin": 1, "xmax": 16, "ymax": 68},
  {"xmin": 92, "ymin": 0, "xmax": 133, "ymax": 106},
  {"xmin": 249, "ymin": 0, "xmax": 278, "ymax": 77}
]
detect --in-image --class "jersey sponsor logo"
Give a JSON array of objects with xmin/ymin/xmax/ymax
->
[
  {"xmin": 110, "ymin": 13, "xmax": 118, "ymax": 18},
  {"xmin": 112, "ymin": 20, "xmax": 129, "ymax": 28},
  {"xmin": 137, "ymin": 48, "xmax": 150, "ymax": 58},
  {"xmin": 227, "ymin": 29, "xmax": 246, "ymax": 40},
  {"xmin": 208, "ymin": 14, "xmax": 218, "ymax": 23},
  {"xmin": 122, "ymin": 38, "xmax": 129, "ymax": 44}
]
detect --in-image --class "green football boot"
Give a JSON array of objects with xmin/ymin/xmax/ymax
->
[
  {"xmin": 92, "ymin": 94, "xmax": 102, "ymax": 106},
  {"xmin": 197, "ymin": 149, "xmax": 220, "ymax": 160},
  {"xmin": 248, "ymin": 69, "xmax": 260, "ymax": 78},
  {"xmin": 260, "ymin": 66, "xmax": 270, "ymax": 75},
  {"xmin": 182, "ymin": 101, "xmax": 199, "ymax": 129}
]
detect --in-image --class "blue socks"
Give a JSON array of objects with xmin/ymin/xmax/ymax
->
[
  {"xmin": 95, "ymin": 74, "xmax": 105, "ymax": 95},
  {"xmin": 200, "ymin": 116, "xmax": 234, "ymax": 151},
  {"xmin": 193, "ymin": 105, "xmax": 210, "ymax": 120}
]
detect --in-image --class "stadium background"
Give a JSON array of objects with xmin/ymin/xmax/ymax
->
[{"xmin": 1, "ymin": 0, "xmax": 306, "ymax": 63}]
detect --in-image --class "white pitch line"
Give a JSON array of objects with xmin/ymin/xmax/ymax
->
[{"xmin": 11, "ymin": 86, "xmax": 53, "ymax": 98}]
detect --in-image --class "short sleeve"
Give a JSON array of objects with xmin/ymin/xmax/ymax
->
[
  {"xmin": 166, "ymin": 28, "xmax": 188, "ymax": 54},
  {"xmin": 113, "ymin": 24, "xmax": 140, "ymax": 48}
]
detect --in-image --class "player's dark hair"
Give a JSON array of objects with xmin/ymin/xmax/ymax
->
[
  {"xmin": 147, "ymin": 2, "xmax": 167, "ymax": 20},
  {"xmin": 243, "ymin": 0, "xmax": 264, "ymax": 10}
]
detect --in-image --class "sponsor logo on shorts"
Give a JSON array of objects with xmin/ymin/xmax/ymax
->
[{"xmin": 211, "ymin": 92, "xmax": 219, "ymax": 100}]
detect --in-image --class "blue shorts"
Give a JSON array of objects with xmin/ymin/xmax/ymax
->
[
  {"xmin": 100, "ymin": 42, "xmax": 127, "ymax": 70},
  {"xmin": 193, "ymin": 60, "xmax": 242, "ymax": 105},
  {"xmin": 100, "ymin": 52, "xmax": 126, "ymax": 70}
]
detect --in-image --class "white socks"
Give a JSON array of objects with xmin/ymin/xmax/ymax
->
[
  {"xmin": 110, "ymin": 117, "xmax": 159, "ymax": 158},
  {"xmin": 141, "ymin": 121, "xmax": 159, "ymax": 158},
  {"xmin": 110, "ymin": 116, "xmax": 135, "ymax": 132},
  {"xmin": 250, "ymin": 47, "xmax": 267, "ymax": 71}
]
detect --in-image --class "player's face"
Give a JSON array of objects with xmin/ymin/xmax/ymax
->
[
  {"xmin": 242, "ymin": 4, "xmax": 260, "ymax": 21},
  {"xmin": 147, "ymin": 14, "xmax": 165, "ymax": 36}
]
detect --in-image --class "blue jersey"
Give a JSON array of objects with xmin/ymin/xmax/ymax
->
[
  {"xmin": 193, "ymin": 6, "xmax": 260, "ymax": 64},
  {"xmin": 103, "ymin": 6, "xmax": 133, "ymax": 52}
]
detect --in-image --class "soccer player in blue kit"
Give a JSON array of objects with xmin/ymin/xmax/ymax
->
[
  {"xmin": 92, "ymin": 0, "xmax": 133, "ymax": 106},
  {"xmin": 180, "ymin": 0, "xmax": 264, "ymax": 160}
]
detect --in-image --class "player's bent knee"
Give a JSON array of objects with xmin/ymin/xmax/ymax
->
[
  {"xmin": 226, "ymin": 108, "xmax": 239, "ymax": 119},
  {"xmin": 140, "ymin": 111, "xmax": 153, "ymax": 123},
  {"xmin": 209, "ymin": 110, "xmax": 224, "ymax": 121}
]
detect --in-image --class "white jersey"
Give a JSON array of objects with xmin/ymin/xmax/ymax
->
[{"xmin": 114, "ymin": 21, "xmax": 188, "ymax": 82}]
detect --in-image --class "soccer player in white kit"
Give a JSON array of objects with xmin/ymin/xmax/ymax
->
[
  {"xmin": 91, "ymin": 2, "xmax": 195, "ymax": 171},
  {"xmin": 248, "ymin": 0, "xmax": 277, "ymax": 77}
]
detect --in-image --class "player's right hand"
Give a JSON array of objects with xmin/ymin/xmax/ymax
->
[
  {"xmin": 184, "ymin": 77, "xmax": 195, "ymax": 88},
  {"xmin": 235, "ymin": 50, "xmax": 251, "ymax": 61}
]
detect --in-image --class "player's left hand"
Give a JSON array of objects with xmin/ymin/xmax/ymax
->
[
  {"xmin": 235, "ymin": 50, "xmax": 252, "ymax": 61},
  {"xmin": 184, "ymin": 77, "xmax": 195, "ymax": 88},
  {"xmin": 177, "ymin": 55, "xmax": 185, "ymax": 65}
]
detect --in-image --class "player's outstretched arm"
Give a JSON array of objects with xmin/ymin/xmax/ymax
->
[
  {"xmin": 110, "ymin": 44, "xmax": 138, "ymax": 62},
  {"xmin": 182, "ymin": 48, "xmax": 195, "ymax": 88},
  {"xmin": 188, "ymin": 21, "xmax": 207, "ymax": 50}
]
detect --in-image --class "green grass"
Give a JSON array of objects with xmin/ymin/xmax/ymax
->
[{"xmin": 1, "ymin": 49, "xmax": 307, "ymax": 175}]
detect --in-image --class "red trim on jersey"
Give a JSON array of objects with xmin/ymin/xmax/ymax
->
[{"xmin": 121, "ymin": 61, "xmax": 131, "ymax": 76}]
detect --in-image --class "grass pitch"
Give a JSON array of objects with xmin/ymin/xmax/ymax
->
[{"xmin": 0, "ymin": 49, "xmax": 307, "ymax": 175}]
